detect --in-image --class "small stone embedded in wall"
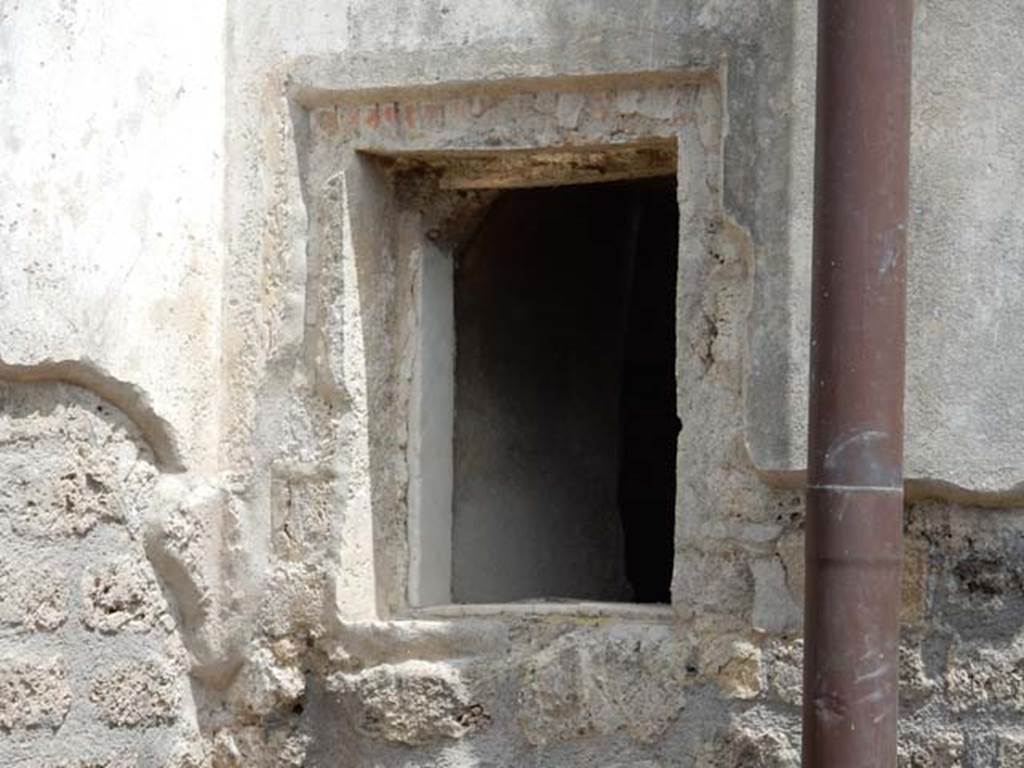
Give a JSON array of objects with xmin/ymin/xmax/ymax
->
[
  {"xmin": 45, "ymin": 471, "xmax": 117, "ymax": 536},
  {"xmin": 166, "ymin": 738, "xmax": 212, "ymax": 768},
  {"xmin": 996, "ymin": 731, "xmax": 1024, "ymax": 767},
  {"xmin": 258, "ymin": 562, "xmax": 327, "ymax": 640},
  {"xmin": 0, "ymin": 655, "xmax": 72, "ymax": 731},
  {"xmin": 270, "ymin": 474, "xmax": 334, "ymax": 562},
  {"xmin": 701, "ymin": 636, "xmax": 763, "ymax": 701},
  {"xmin": 517, "ymin": 627, "xmax": 688, "ymax": 745},
  {"xmin": 901, "ymin": 536, "xmax": 930, "ymax": 624},
  {"xmin": 704, "ymin": 726, "xmax": 799, "ymax": 768},
  {"xmin": 81, "ymin": 556, "xmax": 166, "ymax": 634},
  {"xmin": 750, "ymin": 556, "xmax": 801, "ymax": 635},
  {"xmin": 899, "ymin": 642, "xmax": 937, "ymax": 704},
  {"xmin": 211, "ymin": 725, "xmax": 309, "ymax": 768},
  {"xmin": 1, "ymin": 450, "xmax": 123, "ymax": 539},
  {"xmin": 945, "ymin": 530, "xmax": 1024, "ymax": 611},
  {"xmin": 898, "ymin": 728, "xmax": 965, "ymax": 768},
  {"xmin": 90, "ymin": 660, "xmax": 181, "ymax": 727},
  {"xmin": 946, "ymin": 642, "xmax": 1024, "ymax": 713},
  {"xmin": 674, "ymin": 546, "xmax": 755, "ymax": 622},
  {"xmin": 329, "ymin": 660, "xmax": 487, "ymax": 745},
  {"xmin": 0, "ymin": 384, "xmax": 153, "ymax": 542},
  {"xmin": 766, "ymin": 639, "xmax": 802, "ymax": 707},
  {"xmin": 775, "ymin": 530, "xmax": 804, "ymax": 607},
  {"xmin": 0, "ymin": 558, "xmax": 68, "ymax": 632},
  {"xmin": 47, "ymin": 752, "xmax": 138, "ymax": 768},
  {"xmin": 226, "ymin": 646, "xmax": 305, "ymax": 718}
]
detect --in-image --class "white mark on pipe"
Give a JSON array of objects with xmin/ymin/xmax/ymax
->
[
  {"xmin": 808, "ymin": 484, "xmax": 902, "ymax": 493},
  {"xmin": 854, "ymin": 662, "xmax": 892, "ymax": 685},
  {"xmin": 824, "ymin": 429, "xmax": 890, "ymax": 471},
  {"xmin": 879, "ymin": 223, "xmax": 905, "ymax": 276}
]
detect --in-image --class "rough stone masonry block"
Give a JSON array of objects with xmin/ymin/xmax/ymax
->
[
  {"xmin": 898, "ymin": 729, "xmax": 965, "ymax": 768},
  {"xmin": 702, "ymin": 727, "xmax": 799, "ymax": 768},
  {"xmin": 0, "ymin": 655, "xmax": 72, "ymax": 731},
  {"xmin": 81, "ymin": 556, "xmax": 166, "ymax": 634},
  {"xmin": 0, "ymin": 558, "xmax": 68, "ymax": 632},
  {"xmin": 996, "ymin": 731, "xmax": 1024, "ymax": 767},
  {"xmin": 774, "ymin": 529, "xmax": 929, "ymax": 629},
  {"xmin": 0, "ymin": 383, "xmax": 153, "ymax": 540},
  {"xmin": 211, "ymin": 725, "xmax": 309, "ymax": 768},
  {"xmin": 162, "ymin": 738, "xmax": 211, "ymax": 768},
  {"xmin": 329, "ymin": 660, "xmax": 487, "ymax": 745},
  {"xmin": 90, "ymin": 660, "xmax": 181, "ymax": 727},
  {"xmin": 945, "ymin": 643, "xmax": 1024, "ymax": 713},
  {"xmin": 0, "ymin": 447, "xmax": 121, "ymax": 538},
  {"xmin": 518, "ymin": 626, "xmax": 688, "ymax": 744},
  {"xmin": 765, "ymin": 639, "xmax": 802, "ymax": 708},
  {"xmin": 226, "ymin": 645, "xmax": 305, "ymax": 718},
  {"xmin": 47, "ymin": 753, "xmax": 138, "ymax": 768},
  {"xmin": 270, "ymin": 473, "xmax": 334, "ymax": 562}
]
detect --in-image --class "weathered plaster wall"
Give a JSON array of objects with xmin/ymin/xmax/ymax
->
[
  {"xmin": 0, "ymin": 0, "xmax": 225, "ymax": 470},
  {"xmin": 0, "ymin": 1, "xmax": 230, "ymax": 764},
  {"xmin": 4, "ymin": 0, "xmax": 1024, "ymax": 766},
  {"xmin": 749, "ymin": 0, "xmax": 1024, "ymax": 498}
]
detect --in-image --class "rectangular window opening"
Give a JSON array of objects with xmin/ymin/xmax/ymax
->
[{"xmin": 449, "ymin": 176, "xmax": 680, "ymax": 605}]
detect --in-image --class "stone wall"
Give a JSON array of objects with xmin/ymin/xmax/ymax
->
[
  {"xmin": 0, "ymin": 381, "xmax": 200, "ymax": 765},
  {"xmin": 3, "ymin": 0, "xmax": 1024, "ymax": 765}
]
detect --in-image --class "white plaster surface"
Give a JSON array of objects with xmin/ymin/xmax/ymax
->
[
  {"xmin": 748, "ymin": 0, "xmax": 1024, "ymax": 497},
  {"xmin": 0, "ymin": 0, "xmax": 225, "ymax": 469}
]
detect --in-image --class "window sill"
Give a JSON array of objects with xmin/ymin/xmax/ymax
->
[{"xmin": 407, "ymin": 601, "xmax": 675, "ymax": 622}]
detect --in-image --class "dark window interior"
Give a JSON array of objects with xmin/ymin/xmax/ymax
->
[{"xmin": 451, "ymin": 177, "xmax": 679, "ymax": 604}]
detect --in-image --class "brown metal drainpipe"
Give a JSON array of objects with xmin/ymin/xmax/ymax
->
[{"xmin": 802, "ymin": 1, "xmax": 913, "ymax": 765}]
